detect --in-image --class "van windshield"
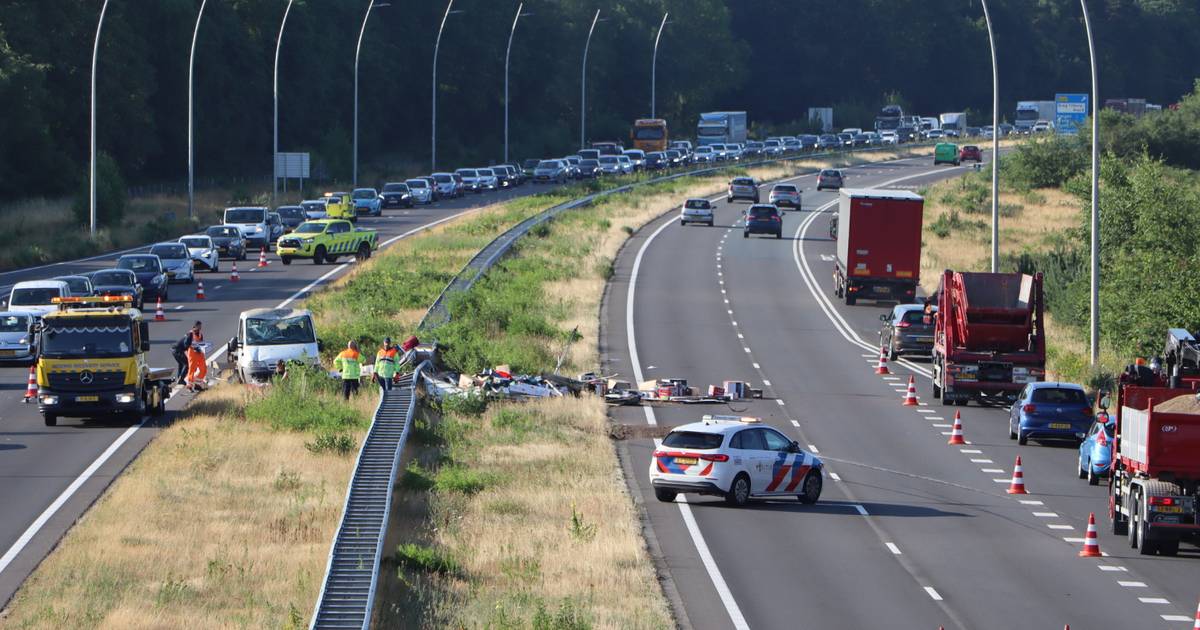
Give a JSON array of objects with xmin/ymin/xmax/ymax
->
[
  {"xmin": 10, "ymin": 288, "xmax": 61, "ymax": 305},
  {"xmin": 245, "ymin": 315, "xmax": 316, "ymax": 345},
  {"xmin": 225, "ymin": 209, "xmax": 265, "ymax": 223}
]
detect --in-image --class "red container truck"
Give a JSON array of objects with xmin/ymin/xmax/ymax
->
[
  {"xmin": 832, "ymin": 189, "xmax": 923, "ymax": 305},
  {"xmin": 931, "ymin": 270, "xmax": 1046, "ymax": 405},
  {"xmin": 1107, "ymin": 330, "xmax": 1200, "ymax": 555}
]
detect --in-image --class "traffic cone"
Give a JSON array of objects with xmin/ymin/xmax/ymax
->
[
  {"xmin": 258, "ymin": 247, "xmax": 268, "ymax": 268},
  {"xmin": 947, "ymin": 411, "xmax": 966, "ymax": 445},
  {"xmin": 1078, "ymin": 512, "xmax": 1102, "ymax": 557},
  {"xmin": 1192, "ymin": 599, "xmax": 1199, "ymax": 630},
  {"xmin": 196, "ymin": 281, "xmax": 206, "ymax": 300},
  {"xmin": 154, "ymin": 296, "xmax": 165, "ymax": 321},
  {"xmin": 23, "ymin": 366, "xmax": 37, "ymax": 403},
  {"xmin": 230, "ymin": 262, "xmax": 239, "ymax": 282},
  {"xmin": 902, "ymin": 375, "xmax": 918, "ymax": 406},
  {"xmin": 1006, "ymin": 455, "xmax": 1028, "ymax": 494},
  {"xmin": 875, "ymin": 345, "xmax": 891, "ymax": 375}
]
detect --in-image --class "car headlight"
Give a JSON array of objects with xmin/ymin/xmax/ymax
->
[
  {"xmin": 18, "ymin": 337, "xmax": 28, "ymax": 345},
  {"xmin": 253, "ymin": 226, "xmax": 264, "ymax": 233},
  {"xmin": 115, "ymin": 393, "xmax": 136, "ymax": 404},
  {"xmin": 300, "ymin": 238, "xmax": 315, "ymax": 244}
]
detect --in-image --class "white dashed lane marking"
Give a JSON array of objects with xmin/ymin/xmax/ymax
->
[
  {"xmin": 923, "ymin": 587, "xmax": 943, "ymax": 601},
  {"xmin": 1118, "ymin": 581, "xmax": 1147, "ymax": 588},
  {"xmin": 884, "ymin": 543, "xmax": 902, "ymax": 555}
]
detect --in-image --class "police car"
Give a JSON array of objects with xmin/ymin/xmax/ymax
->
[{"xmin": 649, "ymin": 415, "xmax": 823, "ymax": 506}]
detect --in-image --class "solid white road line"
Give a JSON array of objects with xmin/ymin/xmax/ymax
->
[{"xmin": 626, "ymin": 216, "xmax": 676, "ymax": 426}]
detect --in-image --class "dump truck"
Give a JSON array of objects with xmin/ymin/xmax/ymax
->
[
  {"xmin": 931, "ymin": 271, "xmax": 1046, "ymax": 406},
  {"xmin": 1106, "ymin": 329, "xmax": 1200, "ymax": 555},
  {"xmin": 832, "ymin": 189, "xmax": 924, "ymax": 305},
  {"xmin": 36, "ymin": 296, "xmax": 173, "ymax": 426}
]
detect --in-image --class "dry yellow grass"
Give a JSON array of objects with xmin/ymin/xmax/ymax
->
[{"xmin": 0, "ymin": 384, "xmax": 376, "ymax": 629}]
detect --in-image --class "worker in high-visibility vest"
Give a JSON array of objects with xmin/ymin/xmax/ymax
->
[
  {"xmin": 374, "ymin": 337, "xmax": 400, "ymax": 393},
  {"xmin": 185, "ymin": 322, "xmax": 207, "ymax": 392},
  {"xmin": 334, "ymin": 341, "xmax": 362, "ymax": 399}
]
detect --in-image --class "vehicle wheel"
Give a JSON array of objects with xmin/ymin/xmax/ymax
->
[
  {"xmin": 313, "ymin": 246, "xmax": 326, "ymax": 265},
  {"xmin": 1087, "ymin": 465, "xmax": 1100, "ymax": 486},
  {"xmin": 355, "ymin": 242, "xmax": 371, "ymax": 262},
  {"xmin": 1128, "ymin": 494, "xmax": 1140, "ymax": 548},
  {"xmin": 845, "ymin": 294, "xmax": 856, "ymax": 306},
  {"xmin": 1157, "ymin": 538, "xmax": 1179, "ymax": 556},
  {"xmin": 1136, "ymin": 513, "xmax": 1157, "ymax": 555},
  {"xmin": 654, "ymin": 488, "xmax": 677, "ymax": 503},
  {"xmin": 725, "ymin": 473, "xmax": 751, "ymax": 507},
  {"xmin": 775, "ymin": 231, "xmax": 782, "ymax": 239},
  {"xmin": 1009, "ymin": 422, "xmax": 1017, "ymax": 439},
  {"xmin": 887, "ymin": 344, "xmax": 898, "ymax": 362},
  {"xmin": 326, "ymin": 255, "xmax": 339, "ymax": 264},
  {"xmin": 932, "ymin": 372, "xmax": 942, "ymax": 399},
  {"xmin": 742, "ymin": 231, "xmax": 748, "ymax": 239},
  {"xmin": 679, "ymin": 220, "xmax": 686, "ymax": 226},
  {"xmin": 797, "ymin": 470, "xmax": 823, "ymax": 504},
  {"xmin": 1078, "ymin": 455, "xmax": 1088, "ymax": 479},
  {"xmin": 1017, "ymin": 431, "xmax": 1028, "ymax": 446},
  {"xmin": 43, "ymin": 414, "xmax": 57, "ymax": 427},
  {"xmin": 280, "ymin": 256, "xmax": 292, "ymax": 266},
  {"xmin": 707, "ymin": 221, "xmax": 714, "ymax": 227}
]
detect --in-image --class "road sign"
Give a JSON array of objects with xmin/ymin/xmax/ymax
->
[
  {"xmin": 274, "ymin": 152, "xmax": 310, "ymax": 179},
  {"xmin": 1055, "ymin": 94, "xmax": 1089, "ymax": 136}
]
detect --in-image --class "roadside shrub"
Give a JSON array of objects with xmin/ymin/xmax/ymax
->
[
  {"xmin": 393, "ymin": 543, "xmax": 458, "ymax": 575},
  {"xmin": 245, "ymin": 373, "xmax": 365, "ymax": 433},
  {"xmin": 438, "ymin": 390, "xmax": 488, "ymax": 417},
  {"xmin": 1005, "ymin": 136, "xmax": 1088, "ymax": 189},
  {"xmin": 434, "ymin": 466, "xmax": 494, "ymax": 495},
  {"xmin": 71, "ymin": 152, "xmax": 127, "ymax": 228},
  {"xmin": 304, "ymin": 431, "xmax": 356, "ymax": 456}
]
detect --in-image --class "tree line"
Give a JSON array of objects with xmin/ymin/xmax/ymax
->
[{"xmin": 2, "ymin": 0, "xmax": 1200, "ymax": 203}]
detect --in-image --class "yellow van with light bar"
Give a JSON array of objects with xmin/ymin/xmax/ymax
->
[{"xmin": 36, "ymin": 296, "xmax": 174, "ymax": 427}]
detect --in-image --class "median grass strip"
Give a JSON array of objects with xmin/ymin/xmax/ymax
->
[{"xmin": 0, "ymin": 374, "xmax": 375, "ymax": 629}]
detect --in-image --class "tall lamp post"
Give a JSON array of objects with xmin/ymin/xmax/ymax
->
[
  {"xmin": 187, "ymin": 0, "xmax": 208, "ymax": 220},
  {"xmin": 431, "ymin": 0, "xmax": 461, "ymax": 172},
  {"xmin": 272, "ymin": 0, "xmax": 296, "ymax": 208},
  {"xmin": 1081, "ymin": 0, "xmax": 1100, "ymax": 366},
  {"xmin": 89, "ymin": 0, "xmax": 113, "ymax": 237},
  {"xmin": 354, "ymin": 0, "xmax": 390, "ymax": 187},
  {"xmin": 504, "ymin": 3, "xmax": 533, "ymax": 165},
  {"xmin": 580, "ymin": 9, "xmax": 604, "ymax": 150},
  {"xmin": 650, "ymin": 12, "xmax": 669, "ymax": 119},
  {"xmin": 980, "ymin": 0, "xmax": 1000, "ymax": 273}
]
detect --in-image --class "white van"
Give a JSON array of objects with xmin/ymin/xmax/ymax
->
[
  {"xmin": 227, "ymin": 308, "xmax": 321, "ymax": 383},
  {"xmin": 7, "ymin": 280, "xmax": 70, "ymax": 317},
  {"xmin": 223, "ymin": 207, "xmax": 271, "ymax": 250}
]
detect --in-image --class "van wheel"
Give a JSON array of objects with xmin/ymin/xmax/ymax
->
[
  {"xmin": 312, "ymin": 246, "xmax": 326, "ymax": 265},
  {"xmin": 43, "ymin": 414, "xmax": 57, "ymax": 427},
  {"xmin": 654, "ymin": 488, "xmax": 677, "ymax": 503},
  {"xmin": 725, "ymin": 474, "xmax": 751, "ymax": 506},
  {"xmin": 356, "ymin": 243, "xmax": 371, "ymax": 262}
]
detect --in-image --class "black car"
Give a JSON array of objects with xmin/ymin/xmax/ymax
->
[
  {"xmin": 879, "ymin": 304, "xmax": 937, "ymax": 359},
  {"xmin": 116, "ymin": 254, "xmax": 169, "ymax": 302},
  {"xmin": 205, "ymin": 225, "xmax": 247, "ymax": 260},
  {"xmin": 380, "ymin": 182, "xmax": 414, "ymax": 208},
  {"xmin": 644, "ymin": 152, "xmax": 669, "ymax": 170},
  {"xmin": 88, "ymin": 269, "xmax": 144, "ymax": 309},
  {"xmin": 521, "ymin": 159, "xmax": 540, "ymax": 179},
  {"xmin": 743, "ymin": 204, "xmax": 782, "ymax": 239},
  {"xmin": 276, "ymin": 205, "xmax": 307, "ymax": 229},
  {"xmin": 576, "ymin": 159, "xmax": 601, "ymax": 178}
]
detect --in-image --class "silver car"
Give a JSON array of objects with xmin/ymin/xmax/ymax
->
[
  {"xmin": 616, "ymin": 155, "xmax": 635, "ymax": 174},
  {"xmin": 693, "ymin": 146, "xmax": 716, "ymax": 162},
  {"xmin": 149, "ymin": 242, "xmax": 195, "ymax": 283},
  {"xmin": 679, "ymin": 198, "xmax": 714, "ymax": 226},
  {"xmin": 406, "ymin": 178, "xmax": 434, "ymax": 204},
  {"xmin": 476, "ymin": 168, "xmax": 499, "ymax": 191},
  {"xmin": 455, "ymin": 168, "xmax": 482, "ymax": 193},
  {"xmin": 0, "ymin": 311, "xmax": 39, "ymax": 364},
  {"xmin": 533, "ymin": 160, "xmax": 568, "ymax": 183},
  {"xmin": 431, "ymin": 172, "xmax": 458, "ymax": 198},
  {"xmin": 768, "ymin": 183, "xmax": 802, "ymax": 209},
  {"xmin": 622, "ymin": 149, "xmax": 646, "ymax": 171},
  {"xmin": 597, "ymin": 156, "xmax": 622, "ymax": 175}
]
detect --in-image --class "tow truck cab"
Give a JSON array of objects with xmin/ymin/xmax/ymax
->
[{"xmin": 36, "ymin": 296, "xmax": 172, "ymax": 426}]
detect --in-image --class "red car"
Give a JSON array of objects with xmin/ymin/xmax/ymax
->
[{"xmin": 959, "ymin": 145, "xmax": 983, "ymax": 163}]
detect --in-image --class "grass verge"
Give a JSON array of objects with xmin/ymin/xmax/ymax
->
[{"xmin": 0, "ymin": 373, "xmax": 376, "ymax": 628}]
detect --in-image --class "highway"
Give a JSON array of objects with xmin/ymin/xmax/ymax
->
[
  {"xmin": 602, "ymin": 154, "xmax": 1199, "ymax": 629},
  {"xmin": 0, "ymin": 184, "xmax": 544, "ymax": 608}
]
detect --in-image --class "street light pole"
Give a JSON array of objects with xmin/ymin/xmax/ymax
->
[
  {"xmin": 273, "ymin": 0, "xmax": 296, "ymax": 208},
  {"xmin": 980, "ymin": 0, "xmax": 1000, "ymax": 273},
  {"xmin": 89, "ymin": 0, "xmax": 112, "ymax": 237},
  {"xmin": 188, "ymin": 0, "xmax": 208, "ymax": 221},
  {"xmin": 651, "ymin": 12, "xmax": 668, "ymax": 119},
  {"xmin": 1081, "ymin": 0, "xmax": 1100, "ymax": 366},
  {"xmin": 354, "ymin": 0, "xmax": 389, "ymax": 188},
  {"xmin": 504, "ymin": 3, "xmax": 527, "ymax": 165},
  {"xmin": 581, "ymin": 9, "xmax": 601, "ymax": 150},
  {"xmin": 431, "ymin": 0, "xmax": 456, "ymax": 172}
]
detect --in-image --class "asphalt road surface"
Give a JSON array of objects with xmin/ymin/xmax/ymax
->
[
  {"xmin": 0, "ymin": 183, "xmax": 547, "ymax": 608},
  {"xmin": 601, "ymin": 154, "xmax": 1199, "ymax": 629}
]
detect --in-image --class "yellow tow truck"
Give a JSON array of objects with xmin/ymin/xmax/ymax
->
[{"xmin": 36, "ymin": 296, "xmax": 173, "ymax": 427}]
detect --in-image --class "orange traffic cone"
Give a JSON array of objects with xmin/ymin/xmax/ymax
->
[
  {"xmin": 1191, "ymin": 599, "xmax": 1199, "ymax": 629},
  {"xmin": 230, "ymin": 262, "xmax": 239, "ymax": 282},
  {"xmin": 196, "ymin": 281, "xmax": 206, "ymax": 300},
  {"xmin": 875, "ymin": 346, "xmax": 891, "ymax": 375},
  {"xmin": 154, "ymin": 296, "xmax": 165, "ymax": 321},
  {"xmin": 902, "ymin": 375, "xmax": 918, "ymax": 406},
  {"xmin": 1079, "ymin": 512, "xmax": 1102, "ymax": 557},
  {"xmin": 947, "ymin": 411, "xmax": 966, "ymax": 445},
  {"xmin": 23, "ymin": 366, "xmax": 37, "ymax": 403},
  {"xmin": 258, "ymin": 247, "xmax": 268, "ymax": 267},
  {"xmin": 1006, "ymin": 455, "xmax": 1028, "ymax": 494}
]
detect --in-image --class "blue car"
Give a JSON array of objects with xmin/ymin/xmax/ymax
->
[
  {"xmin": 1077, "ymin": 415, "xmax": 1115, "ymax": 485},
  {"xmin": 1007, "ymin": 382, "xmax": 1093, "ymax": 445},
  {"xmin": 743, "ymin": 204, "xmax": 783, "ymax": 239}
]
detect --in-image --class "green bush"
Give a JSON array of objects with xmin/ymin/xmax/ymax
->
[
  {"xmin": 244, "ymin": 372, "xmax": 366, "ymax": 434},
  {"xmin": 71, "ymin": 152, "xmax": 127, "ymax": 228},
  {"xmin": 304, "ymin": 431, "xmax": 356, "ymax": 456},
  {"xmin": 393, "ymin": 543, "xmax": 458, "ymax": 575}
]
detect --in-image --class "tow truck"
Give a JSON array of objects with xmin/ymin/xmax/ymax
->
[
  {"xmin": 1106, "ymin": 329, "xmax": 1200, "ymax": 555},
  {"xmin": 36, "ymin": 296, "xmax": 173, "ymax": 427}
]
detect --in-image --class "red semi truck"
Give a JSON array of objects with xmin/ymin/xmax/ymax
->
[
  {"xmin": 832, "ymin": 189, "xmax": 924, "ymax": 305},
  {"xmin": 931, "ymin": 271, "xmax": 1046, "ymax": 406},
  {"xmin": 1107, "ymin": 329, "xmax": 1200, "ymax": 555}
]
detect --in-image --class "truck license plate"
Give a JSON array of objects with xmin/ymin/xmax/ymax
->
[
  {"xmin": 1049, "ymin": 423, "xmax": 1071, "ymax": 429},
  {"xmin": 875, "ymin": 286, "xmax": 891, "ymax": 294},
  {"xmin": 75, "ymin": 395, "xmax": 99, "ymax": 402}
]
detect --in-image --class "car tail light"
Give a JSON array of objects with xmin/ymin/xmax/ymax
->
[
  {"xmin": 896, "ymin": 321, "xmax": 911, "ymax": 328},
  {"xmin": 771, "ymin": 216, "xmax": 780, "ymax": 222},
  {"xmin": 1023, "ymin": 404, "xmax": 1037, "ymax": 414},
  {"xmin": 1148, "ymin": 496, "xmax": 1176, "ymax": 506},
  {"xmin": 699, "ymin": 453, "xmax": 729, "ymax": 462}
]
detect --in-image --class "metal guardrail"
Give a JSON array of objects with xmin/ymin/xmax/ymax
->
[
  {"xmin": 309, "ymin": 365, "xmax": 426, "ymax": 629},
  {"xmin": 416, "ymin": 143, "xmax": 929, "ymax": 330}
]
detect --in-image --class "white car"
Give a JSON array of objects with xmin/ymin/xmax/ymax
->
[
  {"xmin": 879, "ymin": 131, "xmax": 899, "ymax": 145},
  {"xmin": 6, "ymin": 280, "xmax": 69, "ymax": 317},
  {"xmin": 475, "ymin": 168, "xmax": 499, "ymax": 191},
  {"xmin": 649, "ymin": 415, "xmax": 824, "ymax": 506},
  {"xmin": 149, "ymin": 242, "xmax": 195, "ymax": 284},
  {"xmin": 179, "ymin": 235, "xmax": 220, "ymax": 273},
  {"xmin": 679, "ymin": 198, "xmax": 714, "ymax": 226},
  {"xmin": 300, "ymin": 200, "xmax": 328, "ymax": 220}
]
